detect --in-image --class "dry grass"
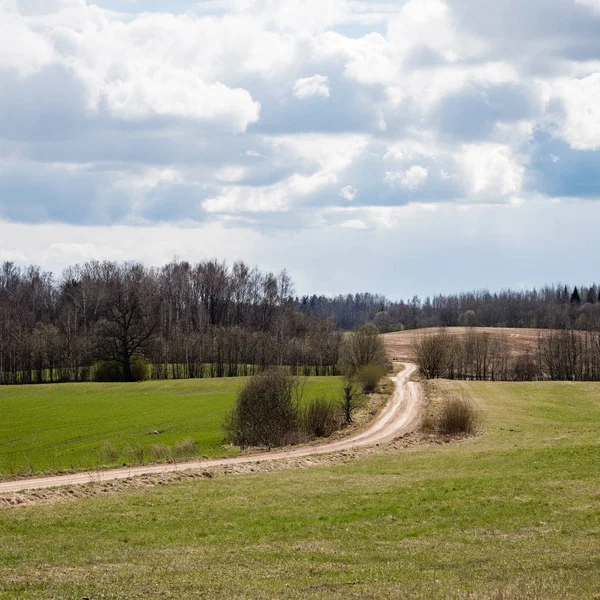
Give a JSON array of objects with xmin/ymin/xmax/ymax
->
[
  {"xmin": 384, "ymin": 327, "xmax": 543, "ymax": 362},
  {"xmin": 173, "ymin": 438, "xmax": 196, "ymax": 458}
]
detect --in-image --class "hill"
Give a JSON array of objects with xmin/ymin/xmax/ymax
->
[{"xmin": 384, "ymin": 327, "xmax": 544, "ymax": 362}]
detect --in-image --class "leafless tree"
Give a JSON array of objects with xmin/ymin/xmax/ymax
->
[{"xmin": 95, "ymin": 263, "xmax": 159, "ymax": 382}]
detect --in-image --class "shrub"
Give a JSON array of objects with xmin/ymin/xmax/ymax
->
[
  {"xmin": 513, "ymin": 351, "xmax": 539, "ymax": 381},
  {"xmin": 130, "ymin": 356, "xmax": 150, "ymax": 382},
  {"xmin": 93, "ymin": 361, "xmax": 124, "ymax": 382},
  {"xmin": 437, "ymin": 395, "xmax": 480, "ymax": 436},
  {"xmin": 92, "ymin": 357, "xmax": 150, "ymax": 382},
  {"xmin": 301, "ymin": 397, "xmax": 341, "ymax": 438},
  {"xmin": 224, "ymin": 370, "xmax": 301, "ymax": 448},
  {"xmin": 356, "ymin": 363, "xmax": 387, "ymax": 393}
]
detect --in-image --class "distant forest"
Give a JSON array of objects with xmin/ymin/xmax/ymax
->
[
  {"xmin": 0, "ymin": 258, "xmax": 597, "ymax": 384},
  {"xmin": 301, "ymin": 284, "xmax": 599, "ymax": 331}
]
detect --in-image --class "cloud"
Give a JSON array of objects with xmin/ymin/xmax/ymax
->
[
  {"xmin": 103, "ymin": 73, "xmax": 260, "ymax": 132},
  {"xmin": 529, "ymin": 132, "xmax": 600, "ymax": 198},
  {"xmin": 0, "ymin": 0, "xmax": 600, "ymax": 303},
  {"xmin": 576, "ymin": 0, "xmax": 600, "ymax": 12},
  {"xmin": 4, "ymin": 196, "xmax": 600, "ymax": 298},
  {"xmin": 0, "ymin": 12, "xmax": 55, "ymax": 75},
  {"xmin": 549, "ymin": 73, "xmax": 600, "ymax": 150},
  {"xmin": 385, "ymin": 166, "xmax": 429, "ymax": 191},
  {"xmin": 293, "ymin": 74, "xmax": 330, "ymax": 99},
  {"xmin": 340, "ymin": 219, "xmax": 367, "ymax": 229},
  {"xmin": 432, "ymin": 82, "xmax": 536, "ymax": 141},
  {"xmin": 457, "ymin": 144, "xmax": 524, "ymax": 198},
  {"xmin": 340, "ymin": 185, "xmax": 357, "ymax": 201}
]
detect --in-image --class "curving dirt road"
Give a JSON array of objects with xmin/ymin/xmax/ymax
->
[{"xmin": 0, "ymin": 363, "xmax": 424, "ymax": 494}]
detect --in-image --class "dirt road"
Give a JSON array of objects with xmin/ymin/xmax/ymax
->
[{"xmin": 0, "ymin": 363, "xmax": 424, "ymax": 494}]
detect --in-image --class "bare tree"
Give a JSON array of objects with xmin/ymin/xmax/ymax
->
[
  {"xmin": 341, "ymin": 323, "xmax": 387, "ymax": 374},
  {"xmin": 95, "ymin": 263, "xmax": 159, "ymax": 382},
  {"xmin": 341, "ymin": 377, "xmax": 362, "ymax": 423},
  {"xmin": 412, "ymin": 333, "xmax": 449, "ymax": 379}
]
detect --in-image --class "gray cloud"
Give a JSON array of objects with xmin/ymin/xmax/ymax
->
[
  {"xmin": 446, "ymin": 0, "xmax": 600, "ymax": 72},
  {"xmin": 0, "ymin": 162, "xmax": 129, "ymax": 224},
  {"xmin": 528, "ymin": 132, "xmax": 600, "ymax": 198},
  {"xmin": 433, "ymin": 83, "xmax": 536, "ymax": 142}
]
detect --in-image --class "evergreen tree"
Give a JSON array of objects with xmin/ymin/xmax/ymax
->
[
  {"xmin": 586, "ymin": 287, "xmax": 597, "ymax": 304},
  {"xmin": 570, "ymin": 287, "xmax": 581, "ymax": 305}
]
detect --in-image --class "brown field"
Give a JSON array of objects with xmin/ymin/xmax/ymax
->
[{"xmin": 384, "ymin": 327, "xmax": 544, "ymax": 361}]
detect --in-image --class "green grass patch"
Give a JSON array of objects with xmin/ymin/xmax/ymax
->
[
  {"xmin": 0, "ymin": 377, "xmax": 343, "ymax": 477},
  {"xmin": 1, "ymin": 380, "xmax": 600, "ymax": 598}
]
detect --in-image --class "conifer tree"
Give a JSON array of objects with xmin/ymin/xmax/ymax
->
[{"xmin": 586, "ymin": 287, "xmax": 597, "ymax": 304}]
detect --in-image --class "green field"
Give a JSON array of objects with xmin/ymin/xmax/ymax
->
[
  {"xmin": 0, "ymin": 377, "xmax": 343, "ymax": 477},
  {"xmin": 1, "ymin": 380, "xmax": 600, "ymax": 598}
]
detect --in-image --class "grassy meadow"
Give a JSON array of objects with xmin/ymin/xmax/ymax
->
[
  {"xmin": 1, "ymin": 379, "xmax": 600, "ymax": 597},
  {"xmin": 0, "ymin": 376, "xmax": 343, "ymax": 477}
]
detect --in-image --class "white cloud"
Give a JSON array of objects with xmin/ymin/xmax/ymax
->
[
  {"xmin": 0, "ymin": 249, "xmax": 28, "ymax": 263},
  {"xmin": 293, "ymin": 74, "xmax": 330, "ymax": 99},
  {"xmin": 440, "ymin": 169, "xmax": 460, "ymax": 181},
  {"xmin": 457, "ymin": 144, "xmax": 524, "ymax": 198},
  {"xmin": 202, "ymin": 134, "xmax": 368, "ymax": 215},
  {"xmin": 245, "ymin": 150, "xmax": 266, "ymax": 158},
  {"xmin": 340, "ymin": 219, "xmax": 368, "ymax": 229},
  {"xmin": 315, "ymin": 31, "xmax": 397, "ymax": 86},
  {"xmin": 233, "ymin": 0, "xmax": 349, "ymax": 33},
  {"xmin": 340, "ymin": 185, "xmax": 357, "ymax": 201},
  {"xmin": 203, "ymin": 186, "xmax": 288, "ymax": 214},
  {"xmin": 45, "ymin": 242, "xmax": 99, "ymax": 263},
  {"xmin": 0, "ymin": 13, "xmax": 55, "ymax": 74},
  {"xmin": 385, "ymin": 166, "xmax": 429, "ymax": 190},
  {"xmin": 203, "ymin": 168, "xmax": 338, "ymax": 214},
  {"xmin": 550, "ymin": 73, "xmax": 600, "ymax": 150},
  {"xmin": 103, "ymin": 72, "xmax": 260, "ymax": 132},
  {"xmin": 215, "ymin": 166, "xmax": 248, "ymax": 183},
  {"xmin": 387, "ymin": 0, "xmax": 484, "ymax": 63},
  {"xmin": 576, "ymin": 0, "xmax": 600, "ymax": 13}
]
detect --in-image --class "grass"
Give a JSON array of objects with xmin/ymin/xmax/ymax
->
[
  {"xmin": 0, "ymin": 376, "xmax": 343, "ymax": 477},
  {"xmin": 0, "ymin": 380, "xmax": 600, "ymax": 597}
]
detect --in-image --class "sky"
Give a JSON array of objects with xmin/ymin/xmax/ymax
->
[{"xmin": 1, "ymin": 0, "xmax": 600, "ymax": 298}]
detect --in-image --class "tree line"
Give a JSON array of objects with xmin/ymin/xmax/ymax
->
[
  {"xmin": 301, "ymin": 284, "xmax": 600, "ymax": 332},
  {"xmin": 3, "ymin": 255, "xmax": 600, "ymax": 385},
  {"xmin": 412, "ymin": 328, "xmax": 600, "ymax": 382},
  {"xmin": 0, "ymin": 260, "xmax": 342, "ymax": 384}
]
